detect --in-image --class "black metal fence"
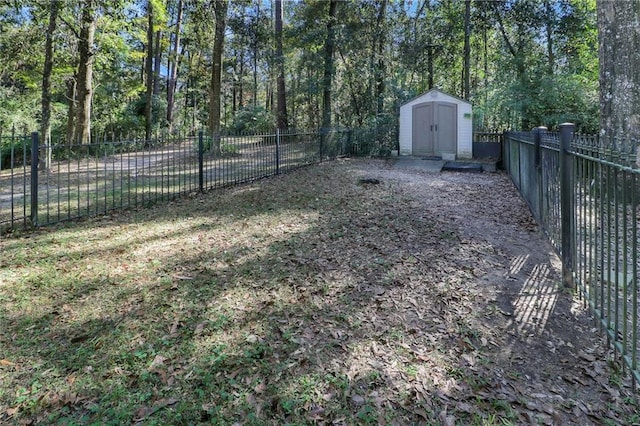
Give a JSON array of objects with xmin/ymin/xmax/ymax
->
[
  {"xmin": 473, "ymin": 131, "xmax": 503, "ymax": 159},
  {"xmin": 0, "ymin": 126, "xmax": 395, "ymax": 232},
  {"xmin": 504, "ymin": 126, "xmax": 639, "ymax": 388}
]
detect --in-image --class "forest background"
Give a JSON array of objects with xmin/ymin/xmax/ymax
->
[{"xmin": 0, "ymin": 0, "xmax": 599, "ymax": 146}]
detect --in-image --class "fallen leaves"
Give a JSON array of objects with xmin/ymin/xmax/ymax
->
[
  {"xmin": 254, "ymin": 382, "xmax": 267, "ymax": 394},
  {"xmin": 1, "ymin": 159, "xmax": 638, "ymax": 425},
  {"xmin": 350, "ymin": 394, "xmax": 365, "ymax": 407},
  {"xmin": 149, "ymin": 354, "xmax": 167, "ymax": 371},
  {"xmin": 133, "ymin": 398, "xmax": 179, "ymax": 423},
  {"xmin": 438, "ymin": 408, "xmax": 456, "ymax": 426}
]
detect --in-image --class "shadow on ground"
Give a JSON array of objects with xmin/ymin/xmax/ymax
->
[{"xmin": 0, "ymin": 159, "xmax": 637, "ymax": 425}]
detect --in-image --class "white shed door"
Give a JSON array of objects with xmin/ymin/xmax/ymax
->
[
  {"xmin": 412, "ymin": 101, "xmax": 457, "ymax": 157},
  {"xmin": 412, "ymin": 103, "xmax": 434, "ymax": 156},
  {"xmin": 435, "ymin": 102, "xmax": 457, "ymax": 155}
]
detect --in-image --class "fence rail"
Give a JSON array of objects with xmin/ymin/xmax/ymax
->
[
  {"xmin": 1, "ymin": 127, "xmax": 395, "ymax": 233},
  {"xmin": 504, "ymin": 127, "xmax": 639, "ymax": 388}
]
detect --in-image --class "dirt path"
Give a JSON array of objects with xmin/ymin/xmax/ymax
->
[{"xmin": 347, "ymin": 159, "xmax": 637, "ymax": 425}]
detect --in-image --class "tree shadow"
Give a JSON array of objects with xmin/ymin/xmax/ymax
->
[{"xmin": 2, "ymin": 162, "xmax": 604, "ymax": 424}]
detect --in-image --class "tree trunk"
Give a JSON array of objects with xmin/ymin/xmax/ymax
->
[
  {"xmin": 337, "ymin": 49, "xmax": 363, "ymax": 125},
  {"xmin": 427, "ymin": 44, "xmax": 434, "ymax": 90},
  {"xmin": 239, "ymin": 49, "xmax": 244, "ymax": 109},
  {"xmin": 167, "ymin": 0, "xmax": 183, "ymax": 129},
  {"xmin": 322, "ymin": 0, "xmax": 337, "ymax": 130},
  {"xmin": 145, "ymin": 1, "xmax": 154, "ymax": 143},
  {"xmin": 65, "ymin": 78, "xmax": 76, "ymax": 146},
  {"xmin": 153, "ymin": 29, "xmax": 162, "ymax": 97},
  {"xmin": 463, "ymin": 0, "xmax": 471, "ymax": 99},
  {"xmin": 265, "ymin": 79, "xmax": 272, "ymax": 112},
  {"xmin": 544, "ymin": 0, "xmax": 554, "ymax": 75},
  {"xmin": 275, "ymin": 0, "xmax": 288, "ymax": 129},
  {"xmin": 209, "ymin": 0, "xmax": 229, "ymax": 154},
  {"xmin": 253, "ymin": 2, "xmax": 259, "ymax": 108},
  {"xmin": 75, "ymin": 0, "xmax": 96, "ymax": 145},
  {"xmin": 41, "ymin": 0, "xmax": 59, "ymax": 167},
  {"xmin": 233, "ymin": 51, "xmax": 238, "ymax": 114},
  {"xmin": 483, "ymin": 19, "xmax": 488, "ymax": 115},
  {"xmin": 598, "ymin": 0, "xmax": 640, "ymax": 156},
  {"xmin": 253, "ymin": 52, "xmax": 258, "ymax": 107},
  {"xmin": 493, "ymin": 4, "xmax": 528, "ymax": 128},
  {"xmin": 306, "ymin": 66, "xmax": 314, "ymax": 128},
  {"xmin": 186, "ymin": 51, "xmax": 194, "ymax": 132},
  {"xmin": 320, "ymin": 0, "xmax": 338, "ymax": 158},
  {"xmin": 374, "ymin": 0, "xmax": 387, "ymax": 117}
]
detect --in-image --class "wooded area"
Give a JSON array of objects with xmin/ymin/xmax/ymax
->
[{"xmin": 0, "ymin": 0, "xmax": 602, "ymax": 144}]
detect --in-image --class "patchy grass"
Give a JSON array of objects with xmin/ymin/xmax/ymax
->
[{"xmin": 0, "ymin": 159, "xmax": 637, "ymax": 425}]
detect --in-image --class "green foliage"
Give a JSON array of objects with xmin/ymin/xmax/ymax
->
[
  {"xmin": 0, "ymin": 131, "xmax": 31, "ymax": 170},
  {"xmin": 0, "ymin": 0, "xmax": 601, "ymax": 140},
  {"xmin": 475, "ymin": 0, "xmax": 599, "ymax": 131},
  {"xmin": 228, "ymin": 106, "xmax": 275, "ymax": 134},
  {"xmin": 0, "ymin": 87, "xmax": 39, "ymax": 135}
]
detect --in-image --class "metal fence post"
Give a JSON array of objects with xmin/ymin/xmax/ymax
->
[
  {"xmin": 560, "ymin": 122, "xmax": 576, "ymax": 288},
  {"xmin": 275, "ymin": 128, "xmax": 281, "ymax": 175},
  {"xmin": 198, "ymin": 130, "xmax": 204, "ymax": 191},
  {"xmin": 502, "ymin": 131, "xmax": 509, "ymax": 174},
  {"xmin": 533, "ymin": 126, "xmax": 546, "ymax": 168},
  {"xmin": 30, "ymin": 132, "xmax": 39, "ymax": 226}
]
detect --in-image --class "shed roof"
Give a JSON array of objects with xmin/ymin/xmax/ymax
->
[{"xmin": 400, "ymin": 89, "xmax": 471, "ymax": 107}]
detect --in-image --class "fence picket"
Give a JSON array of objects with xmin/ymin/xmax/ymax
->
[
  {"xmin": 1, "ymin": 126, "xmax": 397, "ymax": 233},
  {"xmin": 505, "ymin": 125, "xmax": 640, "ymax": 388}
]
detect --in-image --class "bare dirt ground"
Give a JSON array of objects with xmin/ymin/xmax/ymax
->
[
  {"xmin": 340, "ymin": 159, "xmax": 638, "ymax": 424},
  {"xmin": 1, "ymin": 158, "xmax": 638, "ymax": 425}
]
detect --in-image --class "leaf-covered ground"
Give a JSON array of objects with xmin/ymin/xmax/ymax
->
[{"xmin": 0, "ymin": 158, "xmax": 637, "ymax": 425}]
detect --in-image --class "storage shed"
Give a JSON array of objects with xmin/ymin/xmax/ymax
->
[{"xmin": 399, "ymin": 89, "xmax": 472, "ymax": 159}]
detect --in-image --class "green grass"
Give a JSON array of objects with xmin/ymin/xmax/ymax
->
[
  {"xmin": 1, "ymin": 159, "xmax": 638, "ymax": 425},
  {"xmin": 0, "ymin": 161, "xmax": 423, "ymax": 423}
]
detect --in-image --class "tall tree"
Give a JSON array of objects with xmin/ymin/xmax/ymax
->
[
  {"xmin": 75, "ymin": 0, "xmax": 96, "ymax": 144},
  {"xmin": 0, "ymin": 0, "xmax": 602, "ymax": 139},
  {"xmin": 209, "ymin": 0, "xmax": 228, "ymax": 153},
  {"xmin": 544, "ymin": 0, "xmax": 554, "ymax": 75},
  {"xmin": 490, "ymin": 0, "xmax": 542, "ymax": 128},
  {"xmin": 145, "ymin": 0, "xmax": 154, "ymax": 141},
  {"xmin": 463, "ymin": 0, "xmax": 471, "ymax": 100},
  {"xmin": 167, "ymin": 0, "xmax": 183, "ymax": 129},
  {"xmin": 65, "ymin": 78, "xmax": 77, "ymax": 145},
  {"xmin": 322, "ymin": 0, "xmax": 337, "ymax": 130},
  {"xmin": 598, "ymin": 0, "xmax": 640, "ymax": 153},
  {"xmin": 41, "ymin": 0, "xmax": 59, "ymax": 167},
  {"xmin": 374, "ymin": 0, "xmax": 388, "ymax": 116},
  {"xmin": 153, "ymin": 30, "xmax": 162, "ymax": 98},
  {"xmin": 275, "ymin": 0, "xmax": 288, "ymax": 129},
  {"xmin": 250, "ymin": 1, "xmax": 267, "ymax": 108}
]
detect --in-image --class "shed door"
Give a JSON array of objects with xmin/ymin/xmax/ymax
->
[
  {"xmin": 412, "ymin": 103, "xmax": 434, "ymax": 156},
  {"xmin": 412, "ymin": 101, "xmax": 457, "ymax": 157},
  {"xmin": 435, "ymin": 102, "xmax": 457, "ymax": 154}
]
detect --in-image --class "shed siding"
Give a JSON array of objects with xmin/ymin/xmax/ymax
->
[
  {"xmin": 457, "ymin": 102, "xmax": 473, "ymax": 158},
  {"xmin": 399, "ymin": 90, "xmax": 472, "ymax": 159}
]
